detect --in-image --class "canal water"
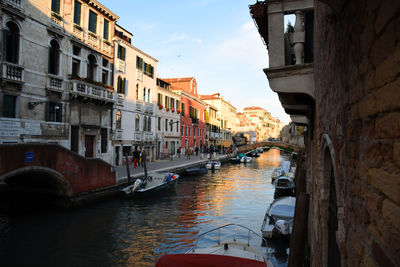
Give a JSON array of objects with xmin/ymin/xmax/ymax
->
[{"xmin": 0, "ymin": 149, "xmax": 291, "ymax": 267}]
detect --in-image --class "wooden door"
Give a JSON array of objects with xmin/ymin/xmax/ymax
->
[{"xmin": 85, "ymin": 135, "xmax": 94, "ymax": 158}]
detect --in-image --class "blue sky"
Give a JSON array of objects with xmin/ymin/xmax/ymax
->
[{"xmin": 101, "ymin": 0, "xmax": 290, "ymax": 124}]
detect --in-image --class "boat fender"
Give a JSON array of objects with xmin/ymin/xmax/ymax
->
[{"xmin": 132, "ymin": 179, "xmax": 143, "ymax": 193}]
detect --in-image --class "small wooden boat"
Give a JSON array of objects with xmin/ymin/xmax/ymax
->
[
  {"xmin": 273, "ymin": 176, "xmax": 295, "ymax": 199},
  {"xmin": 206, "ymin": 161, "xmax": 221, "ymax": 169},
  {"xmin": 241, "ymin": 156, "xmax": 252, "ymax": 163},
  {"xmin": 121, "ymin": 171, "xmax": 179, "ymax": 198},
  {"xmin": 271, "ymin": 167, "xmax": 283, "ymax": 183},
  {"xmin": 261, "ymin": 197, "xmax": 296, "ymax": 239},
  {"xmin": 156, "ymin": 223, "xmax": 273, "ymax": 267},
  {"xmin": 185, "ymin": 166, "xmax": 208, "ymax": 175}
]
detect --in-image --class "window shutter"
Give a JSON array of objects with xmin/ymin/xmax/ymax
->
[
  {"xmin": 52, "ymin": 0, "xmax": 60, "ymax": 13},
  {"xmin": 123, "ymin": 78, "xmax": 126, "ymax": 94},
  {"xmin": 45, "ymin": 102, "xmax": 50, "ymax": 121}
]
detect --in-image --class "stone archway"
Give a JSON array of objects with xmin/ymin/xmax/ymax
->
[
  {"xmin": 321, "ymin": 134, "xmax": 345, "ymax": 266},
  {"xmin": 0, "ymin": 166, "xmax": 74, "ymax": 197}
]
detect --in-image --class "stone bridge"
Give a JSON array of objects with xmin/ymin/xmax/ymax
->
[
  {"xmin": 237, "ymin": 141, "xmax": 301, "ymax": 153},
  {"xmin": 0, "ymin": 144, "xmax": 116, "ymax": 199}
]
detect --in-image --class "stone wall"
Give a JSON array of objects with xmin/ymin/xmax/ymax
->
[{"xmin": 309, "ymin": 1, "xmax": 400, "ymax": 266}]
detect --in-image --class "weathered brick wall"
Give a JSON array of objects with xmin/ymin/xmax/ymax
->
[{"xmin": 309, "ymin": 1, "xmax": 400, "ymax": 266}]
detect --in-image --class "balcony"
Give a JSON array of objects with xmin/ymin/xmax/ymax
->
[
  {"xmin": 72, "ymin": 25, "xmax": 84, "ymax": 41},
  {"xmin": 144, "ymin": 102, "xmax": 154, "ymax": 114},
  {"xmin": 144, "ymin": 132, "xmax": 155, "ymax": 142},
  {"xmin": 115, "ymin": 129, "xmax": 123, "ymax": 140},
  {"xmin": 87, "ymin": 33, "xmax": 100, "ymax": 48},
  {"xmin": 116, "ymin": 59, "xmax": 125, "ymax": 73},
  {"xmin": 70, "ymin": 79, "xmax": 115, "ymax": 103},
  {"xmin": 116, "ymin": 93, "xmax": 125, "ymax": 106},
  {"xmin": 3, "ymin": 0, "xmax": 22, "ymax": 9},
  {"xmin": 51, "ymin": 12, "xmax": 63, "ymax": 27},
  {"xmin": 191, "ymin": 117, "xmax": 199, "ymax": 126},
  {"xmin": 102, "ymin": 40, "xmax": 112, "ymax": 56},
  {"xmin": 249, "ymin": 0, "xmax": 315, "ymax": 124},
  {"xmin": 136, "ymin": 69, "xmax": 143, "ymax": 81},
  {"xmin": 135, "ymin": 100, "xmax": 143, "ymax": 112},
  {"xmin": 2, "ymin": 62, "xmax": 24, "ymax": 84},
  {"xmin": 47, "ymin": 74, "xmax": 63, "ymax": 93},
  {"xmin": 134, "ymin": 131, "xmax": 142, "ymax": 142}
]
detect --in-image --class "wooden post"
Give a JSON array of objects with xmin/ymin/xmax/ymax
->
[
  {"xmin": 125, "ymin": 153, "xmax": 131, "ymax": 184},
  {"xmin": 288, "ymin": 192, "xmax": 309, "ymax": 267},
  {"xmin": 143, "ymin": 150, "xmax": 148, "ymax": 180}
]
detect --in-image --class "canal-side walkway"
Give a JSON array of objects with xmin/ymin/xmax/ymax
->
[{"xmin": 116, "ymin": 153, "xmax": 228, "ymax": 184}]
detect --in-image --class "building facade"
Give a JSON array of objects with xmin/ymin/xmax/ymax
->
[
  {"xmin": 155, "ymin": 78, "xmax": 181, "ymax": 159},
  {"xmin": 250, "ymin": 0, "xmax": 400, "ymax": 266},
  {"xmin": 163, "ymin": 77, "xmax": 206, "ymax": 153},
  {"xmin": 204, "ymin": 103, "xmax": 220, "ymax": 148},
  {"xmin": 0, "ymin": 0, "xmax": 117, "ymax": 163}
]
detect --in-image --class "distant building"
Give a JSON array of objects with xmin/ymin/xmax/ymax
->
[
  {"xmin": 242, "ymin": 106, "xmax": 283, "ymax": 140},
  {"xmin": 163, "ymin": 78, "xmax": 206, "ymax": 153}
]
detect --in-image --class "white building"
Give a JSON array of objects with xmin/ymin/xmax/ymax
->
[
  {"xmin": 112, "ymin": 24, "xmax": 157, "ymax": 165},
  {"xmin": 155, "ymin": 79, "xmax": 181, "ymax": 160},
  {"xmin": 0, "ymin": 0, "xmax": 117, "ymax": 163}
]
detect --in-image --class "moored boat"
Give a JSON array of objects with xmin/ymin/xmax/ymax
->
[
  {"xmin": 206, "ymin": 161, "xmax": 221, "ymax": 169},
  {"xmin": 271, "ymin": 167, "xmax": 283, "ymax": 183},
  {"xmin": 156, "ymin": 223, "xmax": 273, "ymax": 267},
  {"xmin": 241, "ymin": 156, "xmax": 252, "ymax": 163},
  {"xmin": 185, "ymin": 166, "xmax": 208, "ymax": 175},
  {"xmin": 230, "ymin": 157, "xmax": 241, "ymax": 164},
  {"xmin": 261, "ymin": 197, "xmax": 296, "ymax": 239},
  {"xmin": 273, "ymin": 176, "xmax": 295, "ymax": 199},
  {"xmin": 121, "ymin": 171, "xmax": 179, "ymax": 198}
]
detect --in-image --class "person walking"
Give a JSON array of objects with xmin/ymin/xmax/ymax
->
[
  {"xmin": 195, "ymin": 146, "xmax": 199, "ymax": 156},
  {"xmin": 177, "ymin": 147, "xmax": 181, "ymax": 158},
  {"xmin": 186, "ymin": 148, "xmax": 191, "ymax": 159},
  {"xmin": 132, "ymin": 150, "xmax": 139, "ymax": 168}
]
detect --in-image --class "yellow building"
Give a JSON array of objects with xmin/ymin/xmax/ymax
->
[
  {"xmin": 200, "ymin": 93, "xmax": 237, "ymax": 148},
  {"xmin": 243, "ymin": 106, "xmax": 284, "ymax": 140}
]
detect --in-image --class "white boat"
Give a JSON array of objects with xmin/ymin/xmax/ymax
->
[
  {"xmin": 261, "ymin": 197, "xmax": 296, "ymax": 239},
  {"xmin": 121, "ymin": 171, "xmax": 179, "ymax": 198},
  {"xmin": 271, "ymin": 167, "xmax": 283, "ymax": 182},
  {"xmin": 241, "ymin": 156, "xmax": 252, "ymax": 163},
  {"xmin": 206, "ymin": 161, "xmax": 221, "ymax": 169},
  {"xmin": 156, "ymin": 223, "xmax": 273, "ymax": 266},
  {"xmin": 273, "ymin": 176, "xmax": 295, "ymax": 199}
]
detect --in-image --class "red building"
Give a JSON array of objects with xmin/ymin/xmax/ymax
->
[{"xmin": 163, "ymin": 78, "xmax": 206, "ymax": 152}]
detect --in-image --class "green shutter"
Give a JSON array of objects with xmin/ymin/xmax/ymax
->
[
  {"xmin": 74, "ymin": 1, "xmax": 81, "ymax": 25},
  {"xmin": 52, "ymin": 0, "xmax": 60, "ymax": 14},
  {"xmin": 89, "ymin": 10, "xmax": 97, "ymax": 33},
  {"xmin": 103, "ymin": 19, "xmax": 109, "ymax": 40},
  {"xmin": 123, "ymin": 78, "xmax": 126, "ymax": 94}
]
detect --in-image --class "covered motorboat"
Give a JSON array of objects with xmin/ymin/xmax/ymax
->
[
  {"xmin": 261, "ymin": 197, "xmax": 296, "ymax": 238},
  {"xmin": 156, "ymin": 224, "xmax": 272, "ymax": 267},
  {"xmin": 273, "ymin": 176, "xmax": 295, "ymax": 199},
  {"xmin": 185, "ymin": 166, "xmax": 208, "ymax": 176},
  {"xmin": 206, "ymin": 161, "xmax": 221, "ymax": 169},
  {"xmin": 230, "ymin": 157, "xmax": 241, "ymax": 164}
]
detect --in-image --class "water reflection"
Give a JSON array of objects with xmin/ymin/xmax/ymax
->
[{"xmin": 0, "ymin": 149, "xmax": 291, "ymax": 266}]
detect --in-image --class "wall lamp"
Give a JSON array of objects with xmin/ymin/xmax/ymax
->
[{"xmin": 28, "ymin": 101, "xmax": 43, "ymax": 109}]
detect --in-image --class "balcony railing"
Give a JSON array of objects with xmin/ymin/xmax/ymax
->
[
  {"xmin": 134, "ymin": 131, "xmax": 142, "ymax": 142},
  {"xmin": 72, "ymin": 25, "xmax": 84, "ymax": 40},
  {"xmin": 102, "ymin": 41, "xmax": 112, "ymax": 55},
  {"xmin": 88, "ymin": 33, "xmax": 100, "ymax": 48},
  {"xmin": 115, "ymin": 129, "xmax": 123, "ymax": 140},
  {"xmin": 4, "ymin": 0, "xmax": 22, "ymax": 8},
  {"xmin": 135, "ymin": 100, "xmax": 143, "ymax": 112},
  {"xmin": 136, "ymin": 69, "xmax": 143, "ymax": 81},
  {"xmin": 2, "ymin": 62, "xmax": 24, "ymax": 83},
  {"xmin": 116, "ymin": 59, "xmax": 125, "ymax": 72},
  {"xmin": 116, "ymin": 93, "xmax": 125, "ymax": 106},
  {"xmin": 144, "ymin": 102, "xmax": 154, "ymax": 114},
  {"xmin": 47, "ymin": 75, "xmax": 63, "ymax": 92},
  {"xmin": 51, "ymin": 12, "xmax": 62, "ymax": 26},
  {"xmin": 144, "ymin": 132, "xmax": 155, "ymax": 142},
  {"xmin": 70, "ymin": 79, "xmax": 115, "ymax": 103}
]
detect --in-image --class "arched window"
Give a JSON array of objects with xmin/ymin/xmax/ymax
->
[
  {"xmin": 136, "ymin": 84, "xmax": 139, "ymax": 100},
  {"xmin": 3, "ymin": 21, "xmax": 20, "ymax": 64},
  {"xmin": 48, "ymin": 39, "xmax": 60, "ymax": 75},
  {"xmin": 147, "ymin": 117, "xmax": 151, "ymax": 132},
  {"xmin": 143, "ymin": 116, "xmax": 147, "ymax": 131},
  {"xmin": 116, "ymin": 110, "xmax": 122, "ymax": 129},
  {"xmin": 87, "ymin": 54, "xmax": 97, "ymax": 81},
  {"xmin": 135, "ymin": 115, "xmax": 140, "ymax": 131},
  {"xmin": 147, "ymin": 88, "xmax": 151, "ymax": 103}
]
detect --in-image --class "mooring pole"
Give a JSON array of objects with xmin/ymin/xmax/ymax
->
[{"xmin": 125, "ymin": 153, "xmax": 131, "ymax": 184}]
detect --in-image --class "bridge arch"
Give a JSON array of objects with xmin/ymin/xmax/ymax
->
[{"xmin": 0, "ymin": 166, "xmax": 74, "ymax": 197}]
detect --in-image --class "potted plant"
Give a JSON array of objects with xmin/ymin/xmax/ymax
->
[
  {"xmin": 172, "ymin": 108, "xmax": 175, "ymax": 113},
  {"xmin": 158, "ymin": 104, "xmax": 163, "ymax": 110},
  {"xmin": 177, "ymin": 109, "xmax": 181, "ymax": 114},
  {"xmin": 166, "ymin": 107, "xmax": 170, "ymax": 112}
]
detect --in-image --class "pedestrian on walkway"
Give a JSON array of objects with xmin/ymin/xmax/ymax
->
[
  {"xmin": 195, "ymin": 146, "xmax": 199, "ymax": 156},
  {"xmin": 186, "ymin": 148, "xmax": 191, "ymax": 159},
  {"xmin": 139, "ymin": 151, "xmax": 142, "ymax": 167},
  {"xmin": 177, "ymin": 147, "xmax": 181, "ymax": 158},
  {"xmin": 132, "ymin": 150, "xmax": 139, "ymax": 168}
]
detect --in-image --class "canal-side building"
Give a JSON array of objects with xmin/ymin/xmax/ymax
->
[
  {"xmin": 0, "ymin": 0, "xmax": 117, "ymax": 163},
  {"xmin": 250, "ymin": 0, "xmax": 400, "ymax": 266},
  {"xmin": 163, "ymin": 77, "xmax": 206, "ymax": 154},
  {"xmin": 204, "ymin": 103, "xmax": 220, "ymax": 149},
  {"xmin": 112, "ymin": 24, "xmax": 157, "ymax": 164},
  {"xmin": 155, "ymin": 78, "xmax": 181, "ymax": 159},
  {"xmin": 200, "ymin": 93, "xmax": 236, "ymax": 148},
  {"xmin": 243, "ymin": 106, "xmax": 282, "ymax": 140}
]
